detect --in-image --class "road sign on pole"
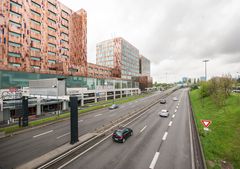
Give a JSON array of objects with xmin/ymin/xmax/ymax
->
[{"xmin": 201, "ymin": 120, "xmax": 212, "ymax": 128}]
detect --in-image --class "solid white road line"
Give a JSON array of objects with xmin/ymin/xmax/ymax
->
[
  {"xmin": 172, "ymin": 114, "xmax": 175, "ymax": 118},
  {"xmin": 140, "ymin": 125, "xmax": 147, "ymax": 133},
  {"xmin": 162, "ymin": 132, "xmax": 168, "ymax": 141},
  {"xmin": 57, "ymin": 132, "xmax": 70, "ymax": 139},
  {"xmin": 95, "ymin": 114, "xmax": 102, "ymax": 117},
  {"xmin": 33, "ymin": 130, "xmax": 53, "ymax": 138},
  {"xmin": 168, "ymin": 121, "xmax": 173, "ymax": 127},
  {"xmin": 149, "ymin": 152, "xmax": 160, "ymax": 169},
  {"xmin": 78, "ymin": 120, "xmax": 83, "ymax": 123}
]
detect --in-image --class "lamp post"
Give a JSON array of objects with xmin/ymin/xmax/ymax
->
[{"xmin": 203, "ymin": 60, "xmax": 209, "ymax": 81}]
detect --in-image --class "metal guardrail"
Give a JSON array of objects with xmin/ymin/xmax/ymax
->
[{"xmin": 188, "ymin": 91, "xmax": 207, "ymax": 169}]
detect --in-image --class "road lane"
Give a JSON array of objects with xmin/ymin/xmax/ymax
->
[
  {"xmin": 64, "ymin": 90, "xmax": 182, "ymax": 169},
  {"xmin": 0, "ymin": 90, "xmax": 174, "ymax": 169}
]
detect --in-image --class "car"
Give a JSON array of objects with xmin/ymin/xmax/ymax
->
[
  {"xmin": 173, "ymin": 97, "xmax": 178, "ymax": 101},
  {"xmin": 112, "ymin": 127, "xmax": 133, "ymax": 143},
  {"xmin": 159, "ymin": 99, "xmax": 166, "ymax": 104},
  {"xmin": 159, "ymin": 109, "xmax": 169, "ymax": 117},
  {"xmin": 109, "ymin": 104, "xmax": 119, "ymax": 110}
]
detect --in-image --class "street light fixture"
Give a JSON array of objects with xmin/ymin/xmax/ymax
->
[{"xmin": 203, "ymin": 59, "xmax": 209, "ymax": 81}]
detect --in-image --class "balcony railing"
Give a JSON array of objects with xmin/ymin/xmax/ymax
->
[{"xmin": 30, "ymin": 60, "xmax": 41, "ymax": 66}]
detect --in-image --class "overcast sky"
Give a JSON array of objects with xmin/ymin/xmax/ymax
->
[{"xmin": 59, "ymin": 0, "xmax": 240, "ymax": 83}]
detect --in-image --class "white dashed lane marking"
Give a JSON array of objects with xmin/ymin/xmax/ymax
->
[
  {"xmin": 33, "ymin": 130, "xmax": 53, "ymax": 138},
  {"xmin": 162, "ymin": 132, "xmax": 168, "ymax": 141}
]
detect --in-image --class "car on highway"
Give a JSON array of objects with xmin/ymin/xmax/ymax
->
[
  {"xmin": 159, "ymin": 99, "xmax": 166, "ymax": 104},
  {"xmin": 109, "ymin": 104, "xmax": 119, "ymax": 110},
  {"xmin": 173, "ymin": 97, "xmax": 178, "ymax": 101},
  {"xmin": 159, "ymin": 109, "xmax": 169, "ymax": 117},
  {"xmin": 112, "ymin": 127, "xmax": 133, "ymax": 143}
]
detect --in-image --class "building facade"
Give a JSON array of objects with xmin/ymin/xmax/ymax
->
[
  {"xmin": 96, "ymin": 37, "xmax": 140, "ymax": 80},
  {"xmin": 0, "ymin": 0, "xmax": 87, "ymax": 76},
  {"xmin": 139, "ymin": 55, "xmax": 150, "ymax": 76}
]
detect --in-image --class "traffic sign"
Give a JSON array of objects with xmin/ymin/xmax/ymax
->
[{"xmin": 201, "ymin": 120, "xmax": 212, "ymax": 128}]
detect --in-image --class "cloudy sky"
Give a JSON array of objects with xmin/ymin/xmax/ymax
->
[{"xmin": 59, "ymin": 0, "xmax": 240, "ymax": 83}]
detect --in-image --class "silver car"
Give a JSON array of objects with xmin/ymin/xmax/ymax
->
[{"xmin": 159, "ymin": 109, "xmax": 169, "ymax": 117}]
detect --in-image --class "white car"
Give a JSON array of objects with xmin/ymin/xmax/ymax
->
[
  {"xmin": 159, "ymin": 109, "xmax": 169, "ymax": 117},
  {"xmin": 173, "ymin": 97, "xmax": 178, "ymax": 101}
]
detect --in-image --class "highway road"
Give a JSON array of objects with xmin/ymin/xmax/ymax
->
[
  {"xmin": 60, "ymin": 88, "xmax": 193, "ymax": 169},
  {"xmin": 0, "ymin": 89, "xmax": 173, "ymax": 169}
]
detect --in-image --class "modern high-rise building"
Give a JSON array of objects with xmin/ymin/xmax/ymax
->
[
  {"xmin": 96, "ymin": 37, "xmax": 140, "ymax": 80},
  {"xmin": 139, "ymin": 55, "xmax": 150, "ymax": 76},
  {"xmin": 0, "ymin": 0, "xmax": 87, "ymax": 76}
]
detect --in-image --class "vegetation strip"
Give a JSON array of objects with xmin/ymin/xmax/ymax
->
[{"xmin": 190, "ymin": 88, "xmax": 240, "ymax": 169}]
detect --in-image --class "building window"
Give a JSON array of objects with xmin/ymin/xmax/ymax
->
[
  {"xmin": 31, "ymin": 19, "xmax": 41, "ymax": 25},
  {"xmin": 61, "ymin": 24, "xmax": 68, "ymax": 30},
  {"xmin": 48, "ymin": 43, "xmax": 56, "ymax": 48},
  {"xmin": 62, "ymin": 10, "xmax": 69, "ymax": 16},
  {"xmin": 10, "ymin": 0, "xmax": 22, "ymax": 8},
  {"xmin": 31, "ymin": 28, "xmax": 41, "ymax": 34},
  {"xmin": 48, "ymin": 10, "xmax": 56, "ymax": 16},
  {"xmin": 48, "ymin": 51, "xmax": 56, "ymax": 56},
  {"xmin": 61, "ymin": 47, "xmax": 69, "ymax": 51},
  {"xmin": 48, "ymin": 18, "xmax": 56, "ymax": 24},
  {"xmin": 48, "ymin": 26, "xmax": 56, "ymax": 32},
  {"xmin": 31, "ymin": 65, "xmax": 40, "ymax": 69},
  {"xmin": 31, "ymin": 0, "xmax": 41, "ymax": 8},
  {"xmin": 48, "ymin": 1, "xmax": 57, "ymax": 8},
  {"xmin": 8, "ymin": 52, "xmax": 21, "ymax": 58},
  {"xmin": 48, "ymin": 34, "xmax": 56, "ymax": 40},
  {"xmin": 31, "ymin": 9, "xmax": 41, "ymax": 17},
  {"xmin": 9, "ymin": 41, "xmax": 22, "ymax": 47},
  {"xmin": 9, "ymin": 31, "xmax": 21, "ymax": 37},
  {"xmin": 61, "ymin": 17, "xmax": 69, "ymax": 23},
  {"xmin": 61, "ymin": 54, "xmax": 69, "ymax": 59},
  {"xmin": 31, "ymin": 37, "xmax": 41, "ymax": 43},
  {"xmin": 31, "ymin": 57, "xmax": 41, "ymax": 61},
  {"xmin": 9, "ymin": 63, "xmax": 21, "ymax": 67},
  {"xmin": 30, "ymin": 47, "xmax": 41, "ymax": 52},
  {"xmin": 10, "ymin": 11, "xmax": 22, "ymax": 18},
  {"xmin": 9, "ymin": 20, "xmax": 21, "ymax": 28},
  {"xmin": 48, "ymin": 59, "xmax": 56, "ymax": 64}
]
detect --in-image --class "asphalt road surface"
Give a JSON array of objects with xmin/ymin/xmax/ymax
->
[
  {"xmin": 62, "ymin": 88, "xmax": 193, "ymax": 169},
  {"xmin": 0, "ymin": 89, "xmax": 172, "ymax": 169}
]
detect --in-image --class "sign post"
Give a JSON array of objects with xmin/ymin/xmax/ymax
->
[{"xmin": 201, "ymin": 120, "xmax": 212, "ymax": 131}]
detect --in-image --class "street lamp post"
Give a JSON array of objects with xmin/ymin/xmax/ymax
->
[
  {"xmin": 203, "ymin": 59, "xmax": 209, "ymax": 81},
  {"xmin": 202, "ymin": 59, "xmax": 209, "ymax": 108}
]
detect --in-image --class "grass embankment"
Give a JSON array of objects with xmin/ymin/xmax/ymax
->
[
  {"xmin": 190, "ymin": 89, "xmax": 240, "ymax": 169},
  {"xmin": 0, "ymin": 93, "xmax": 150, "ymax": 134}
]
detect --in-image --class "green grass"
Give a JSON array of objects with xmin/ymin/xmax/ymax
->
[
  {"xmin": 190, "ymin": 90, "xmax": 240, "ymax": 169},
  {"xmin": 0, "ymin": 93, "xmax": 149, "ymax": 134}
]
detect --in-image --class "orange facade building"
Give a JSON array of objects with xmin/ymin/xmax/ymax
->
[{"xmin": 0, "ymin": 0, "xmax": 87, "ymax": 76}]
